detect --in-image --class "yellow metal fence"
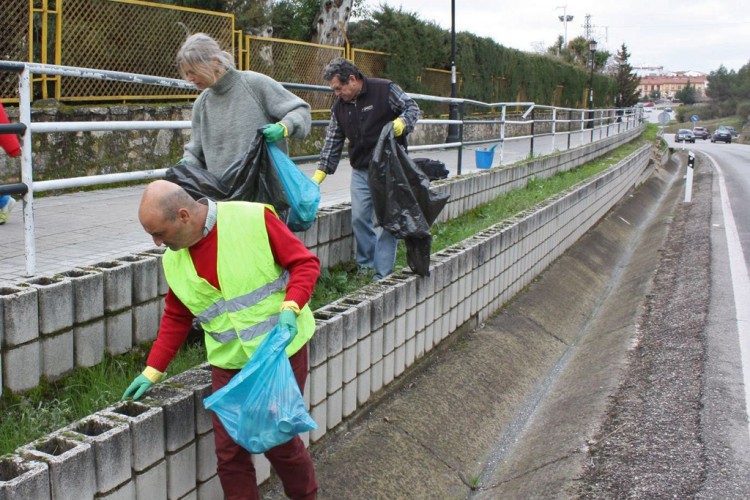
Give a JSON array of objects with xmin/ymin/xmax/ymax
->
[
  {"xmin": 1, "ymin": 0, "xmax": 31, "ymax": 101},
  {"xmin": 59, "ymin": 0, "xmax": 233, "ymax": 101},
  {"xmin": 1, "ymin": 0, "xmax": 453, "ymax": 105},
  {"xmin": 244, "ymin": 35, "xmax": 344, "ymax": 112}
]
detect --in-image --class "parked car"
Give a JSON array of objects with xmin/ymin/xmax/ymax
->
[
  {"xmin": 711, "ymin": 128, "xmax": 732, "ymax": 143},
  {"xmin": 692, "ymin": 126, "xmax": 710, "ymax": 140},
  {"xmin": 675, "ymin": 129, "xmax": 695, "ymax": 143},
  {"xmin": 665, "ymin": 107, "xmax": 673, "ymax": 112}
]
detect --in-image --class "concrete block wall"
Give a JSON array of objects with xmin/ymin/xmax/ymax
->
[
  {"xmin": 0, "ymin": 130, "xmax": 652, "ymax": 498},
  {"xmin": 0, "ymin": 251, "xmax": 168, "ymax": 396},
  {"xmin": 0, "ymin": 126, "xmax": 643, "ymax": 398}
]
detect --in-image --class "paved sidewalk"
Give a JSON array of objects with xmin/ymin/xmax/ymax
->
[
  {"xmin": 0, "ymin": 129, "xmax": 596, "ymax": 286},
  {"xmin": 0, "ymin": 149, "xmax": 471, "ymax": 286}
]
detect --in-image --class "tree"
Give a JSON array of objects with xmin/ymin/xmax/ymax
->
[
  {"xmin": 706, "ymin": 65, "xmax": 734, "ymax": 102},
  {"xmin": 676, "ymin": 81, "xmax": 697, "ymax": 105},
  {"xmin": 612, "ymin": 43, "xmax": 640, "ymax": 108},
  {"xmin": 269, "ymin": 0, "xmax": 321, "ymax": 40},
  {"xmin": 311, "ymin": 0, "xmax": 354, "ymax": 45},
  {"xmin": 564, "ymin": 36, "xmax": 589, "ymax": 67},
  {"xmin": 548, "ymin": 36, "xmax": 609, "ymax": 72},
  {"xmin": 311, "ymin": 0, "xmax": 370, "ymax": 45},
  {"xmin": 548, "ymin": 35, "xmax": 564, "ymax": 57},
  {"xmin": 347, "ymin": 6, "xmax": 448, "ymax": 87}
]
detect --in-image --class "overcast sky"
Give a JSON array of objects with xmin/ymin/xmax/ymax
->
[{"xmin": 369, "ymin": 1, "xmax": 750, "ymax": 74}]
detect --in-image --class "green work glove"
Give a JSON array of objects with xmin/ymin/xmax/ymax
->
[
  {"xmin": 122, "ymin": 375, "xmax": 153, "ymax": 400},
  {"xmin": 121, "ymin": 367, "xmax": 163, "ymax": 400},
  {"xmin": 278, "ymin": 300, "xmax": 300, "ymax": 339},
  {"xmin": 262, "ymin": 123, "xmax": 287, "ymax": 143},
  {"xmin": 278, "ymin": 310, "xmax": 298, "ymax": 339},
  {"xmin": 392, "ymin": 117, "xmax": 405, "ymax": 137}
]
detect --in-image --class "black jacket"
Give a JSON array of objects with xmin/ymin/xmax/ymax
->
[{"xmin": 332, "ymin": 77, "xmax": 406, "ymax": 170}]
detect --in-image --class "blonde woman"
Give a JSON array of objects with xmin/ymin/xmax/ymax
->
[{"xmin": 177, "ymin": 33, "xmax": 311, "ymax": 176}]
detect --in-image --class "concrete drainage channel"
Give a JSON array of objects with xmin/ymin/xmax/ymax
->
[
  {"xmin": 260, "ymin": 156, "xmax": 683, "ymax": 499},
  {"xmin": 0, "ymin": 129, "xmax": 658, "ymax": 499}
]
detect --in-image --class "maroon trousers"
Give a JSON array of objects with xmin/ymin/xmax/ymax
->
[{"xmin": 211, "ymin": 345, "xmax": 318, "ymax": 500}]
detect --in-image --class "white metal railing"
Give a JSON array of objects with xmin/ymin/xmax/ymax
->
[{"xmin": 0, "ymin": 61, "xmax": 644, "ymax": 275}]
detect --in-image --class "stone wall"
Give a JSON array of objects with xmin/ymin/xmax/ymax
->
[{"xmin": 0, "ymin": 104, "xmax": 193, "ymax": 184}]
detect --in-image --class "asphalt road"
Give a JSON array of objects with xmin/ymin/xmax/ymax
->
[{"xmin": 578, "ymin": 150, "xmax": 750, "ymax": 498}]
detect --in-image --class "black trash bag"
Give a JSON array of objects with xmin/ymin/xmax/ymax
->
[
  {"xmin": 412, "ymin": 157, "xmax": 449, "ymax": 181},
  {"xmin": 369, "ymin": 123, "xmax": 450, "ymax": 276},
  {"xmin": 166, "ymin": 130, "xmax": 290, "ymax": 219}
]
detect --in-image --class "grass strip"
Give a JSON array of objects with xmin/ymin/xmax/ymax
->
[{"xmin": 0, "ymin": 125, "xmax": 657, "ymax": 455}]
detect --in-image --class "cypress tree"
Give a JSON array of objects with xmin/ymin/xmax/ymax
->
[{"xmin": 613, "ymin": 43, "xmax": 640, "ymax": 108}]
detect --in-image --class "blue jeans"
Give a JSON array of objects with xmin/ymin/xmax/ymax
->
[{"xmin": 350, "ymin": 168, "xmax": 397, "ymax": 280}]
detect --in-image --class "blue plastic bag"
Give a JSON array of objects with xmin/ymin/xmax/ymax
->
[
  {"xmin": 203, "ymin": 325, "xmax": 317, "ymax": 454},
  {"xmin": 267, "ymin": 143, "xmax": 320, "ymax": 231}
]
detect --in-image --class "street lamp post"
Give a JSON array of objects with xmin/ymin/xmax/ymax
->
[
  {"xmin": 446, "ymin": 0, "xmax": 460, "ymax": 143},
  {"xmin": 556, "ymin": 5, "xmax": 573, "ymax": 47},
  {"xmin": 588, "ymin": 39, "xmax": 597, "ymax": 132}
]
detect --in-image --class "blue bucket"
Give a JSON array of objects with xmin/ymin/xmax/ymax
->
[{"xmin": 475, "ymin": 145, "xmax": 497, "ymax": 169}]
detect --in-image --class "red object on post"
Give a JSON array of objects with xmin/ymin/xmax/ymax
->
[{"xmin": 0, "ymin": 103, "xmax": 21, "ymax": 157}]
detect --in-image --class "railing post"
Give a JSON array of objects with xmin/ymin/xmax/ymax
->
[
  {"xmin": 529, "ymin": 108, "xmax": 535, "ymax": 158},
  {"xmin": 499, "ymin": 105, "xmax": 506, "ymax": 164},
  {"xmin": 456, "ymin": 101, "xmax": 464, "ymax": 176},
  {"xmin": 567, "ymin": 109, "xmax": 572, "ymax": 150},
  {"xmin": 580, "ymin": 110, "xmax": 586, "ymax": 146},
  {"xmin": 551, "ymin": 108, "xmax": 557, "ymax": 153},
  {"xmin": 19, "ymin": 66, "xmax": 36, "ymax": 276}
]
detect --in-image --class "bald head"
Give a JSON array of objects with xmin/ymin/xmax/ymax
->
[{"xmin": 139, "ymin": 180, "xmax": 207, "ymax": 250}]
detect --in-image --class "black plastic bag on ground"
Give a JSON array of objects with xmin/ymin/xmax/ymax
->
[
  {"xmin": 412, "ymin": 158, "xmax": 449, "ymax": 181},
  {"xmin": 369, "ymin": 123, "xmax": 450, "ymax": 276},
  {"xmin": 166, "ymin": 130, "xmax": 290, "ymax": 218}
]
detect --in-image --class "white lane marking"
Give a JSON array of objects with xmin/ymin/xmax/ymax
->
[{"xmin": 711, "ymin": 155, "xmax": 750, "ymax": 438}]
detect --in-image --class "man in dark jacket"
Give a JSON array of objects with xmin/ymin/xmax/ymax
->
[{"xmin": 311, "ymin": 58, "xmax": 420, "ymax": 280}]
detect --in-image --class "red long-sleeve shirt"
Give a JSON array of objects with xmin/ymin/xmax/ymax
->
[
  {"xmin": 0, "ymin": 103, "xmax": 21, "ymax": 157},
  {"xmin": 146, "ymin": 208, "xmax": 320, "ymax": 372}
]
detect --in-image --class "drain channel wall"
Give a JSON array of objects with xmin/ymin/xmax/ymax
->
[{"xmin": 0, "ymin": 127, "xmax": 656, "ymax": 499}]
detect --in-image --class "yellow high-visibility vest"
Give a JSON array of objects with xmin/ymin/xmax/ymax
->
[{"xmin": 163, "ymin": 201, "xmax": 315, "ymax": 368}]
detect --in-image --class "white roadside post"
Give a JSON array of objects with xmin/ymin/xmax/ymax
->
[{"xmin": 685, "ymin": 151, "xmax": 695, "ymax": 202}]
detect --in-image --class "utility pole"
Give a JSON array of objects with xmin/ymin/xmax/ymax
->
[
  {"xmin": 583, "ymin": 14, "xmax": 593, "ymax": 40},
  {"xmin": 588, "ymin": 39, "xmax": 597, "ymax": 133}
]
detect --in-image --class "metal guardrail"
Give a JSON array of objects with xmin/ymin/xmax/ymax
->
[{"xmin": 0, "ymin": 61, "xmax": 643, "ymax": 276}]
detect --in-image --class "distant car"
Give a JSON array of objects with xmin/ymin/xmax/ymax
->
[
  {"xmin": 720, "ymin": 125, "xmax": 739, "ymax": 137},
  {"xmin": 692, "ymin": 126, "xmax": 710, "ymax": 140},
  {"xmin": 675, "ymin": 129, "xmax": 695, "ymax": 143},
  {"xmin": 665, "ymin": 107, "xmax": 673, "ymax": 112},
  {"xmin": 711, "ymin": 128, "xmax": 732, "ymax": 143}
]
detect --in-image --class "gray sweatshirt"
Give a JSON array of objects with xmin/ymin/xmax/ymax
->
[{"xmin": 183, "ymin": 68, "xmax": 311, "ymax": 176}]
